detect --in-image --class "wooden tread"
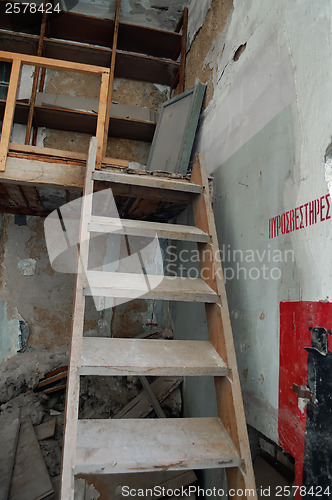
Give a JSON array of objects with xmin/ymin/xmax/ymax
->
[
  {"xmin": 84, "ymin": 271, "xmax": 218, "ymax": 303},
  {"xmin": 93, "ymin": 170, "xmax": 203, "ymax": 194},
  {"xmin": 75, "ymin": 418, "xmax": 241, "ymax": 474},
  {"xmin": 79, "ymin": 338, "xmax": 229, "ymax": 377},
  {"xmin": 89, "ymin": 216, "xmax": 210, "ymax": 243}
]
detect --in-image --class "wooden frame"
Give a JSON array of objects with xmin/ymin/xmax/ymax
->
[
  {"xmin": 0, "ymin": 51, "xmax": 110, "ymax": 172},
  {"xmin": 147, "ymin": 83, "xmax": 206, "ymax": 176},
  {"xmin": 0, "ymin": 5, "xmax": 187, "ymax": 173}
]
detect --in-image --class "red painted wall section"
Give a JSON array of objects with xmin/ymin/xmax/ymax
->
[{"xmin": 279, "ymin": 302, "xmax": 332, "ymax": 491}]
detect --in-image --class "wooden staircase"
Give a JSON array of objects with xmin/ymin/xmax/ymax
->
[{"xmin": 60, "ymin": 137, "xmax": 257, "ymax": 499}]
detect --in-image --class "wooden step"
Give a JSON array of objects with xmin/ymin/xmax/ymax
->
[
  {"xmin": 74, "ymin": 418, "xmax": 241, "ymax": 475},
  {"xmin": 84, "ymin": 272, "xmax": 218, "ymax": 303},
  {"xmin": 93, "ymin": 170, "xmax": 202, "ymax": 194},
  {"xmin": 89, "ymin": 216, "xmax": 210, "ymax": 243},
  {"xmin": 79, "ymin": 338, "xmax": 229, "ymax": 377}
]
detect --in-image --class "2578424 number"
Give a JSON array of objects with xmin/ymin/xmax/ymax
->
[
  {"xmin": 5, "ymin": 3, "xmax": 60, "ymax": 14},
  {"xmin": 276, "ymin": 486, "xmax": 331, "ymax": 497}
]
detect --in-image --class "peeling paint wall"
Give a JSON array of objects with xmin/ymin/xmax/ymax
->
[
  {"xmin": 185, "ymin": 0, "xmax": 332, "ymax": 453},
  {"xmin": 0, "ymin": 215, "xmax": 76, "ymax": 357}
]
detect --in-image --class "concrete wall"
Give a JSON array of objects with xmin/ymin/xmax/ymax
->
[{"xmin": 185, "ymin": 0, "xmax": 332, "ymax": 486}]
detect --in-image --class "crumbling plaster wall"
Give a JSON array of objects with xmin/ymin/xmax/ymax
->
[
  {"xmin": 0, "ymin": 214, "xmax": 75, "ymax": 360},
  {"xmin": 183, "ymin": 0, "xmax": 332, "ymax": 443}
]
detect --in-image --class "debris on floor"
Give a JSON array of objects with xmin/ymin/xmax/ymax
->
[
  {"xmin": 0, "ymin": 335, "xmax": 183, "ymax": 497},
  {"xmin": 9, "ymin": 415, "xmax": 54, "ymax": 500}
]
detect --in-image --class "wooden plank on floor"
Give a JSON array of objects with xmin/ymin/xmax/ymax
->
[
  {"xmin": 10, "ymin": 416, "xmax": 54, "ymax": 500},
  {"xmin": 80, "ymin": 338, "xmax": 228, "ymax": 377},
  {"xmin": 114, "ymin": 376, "xmax": 182, "ymax": 419},
  {"xmin": 0, "ymin": 410, "xmax": 20, "ymax": 500},
  {"xmin": 34, "ymin": 419, "xmax": 56, "ymax": 441},
  {"xmin": 75, "ymin": 418, "xmax": 241, "ymax": 474}
]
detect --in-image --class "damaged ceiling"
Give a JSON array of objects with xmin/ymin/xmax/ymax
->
[{"xmin": 63, "ymin": 0, "xmax": 189, "ymax": 30}]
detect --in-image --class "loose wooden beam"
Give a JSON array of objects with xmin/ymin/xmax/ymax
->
[
  {"xmin": 139, "ymin": 376, "xmax": 166, "ymax": 418},
  {"xmin": 8, "ymin": 143, "xmax": 128, "ymax": 167},
  {"xmin": 0, "ymin": 50, "xmax": 109, "ymax": 75},
  {"xmin": 0, "ymin": 59, "xmax": 21, "ymax": 172},
  {"xmin": 25, "ymin": 7, "xmax": 48, "ymax": 145},
  {"xmin": 96, "ymin": 0, "xmax": 122, "ymax": 169}
]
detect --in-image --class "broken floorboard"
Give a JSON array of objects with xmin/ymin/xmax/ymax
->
[
  {"xmin": 0, "ymin": 410, "xmax": 20, "ymax": 500},
  {"xmin": 34, "ymin": 418, "xmax": 56, "ymax": 441},
  {"xmin": 9, "ymin": 416, "xmax": 54, "ymax": 500},
  {"xmin": 114, "ymin": 376, "xmax": 183, "ymax": 419}
]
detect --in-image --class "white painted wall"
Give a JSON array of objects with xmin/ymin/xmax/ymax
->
[{"xmin": 188, "ymin": 0, "xmax": 332, "ymax": 441}]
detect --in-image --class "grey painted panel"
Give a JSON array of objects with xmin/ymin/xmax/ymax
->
[{"xmin": 147, "ymin": 84, "xmax": 206, "ymax": 175}]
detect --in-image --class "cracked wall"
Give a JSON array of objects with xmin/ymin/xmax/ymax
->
[{"xmin": 185, "ymin": 0, "xmax": 332, "ymax": 447}]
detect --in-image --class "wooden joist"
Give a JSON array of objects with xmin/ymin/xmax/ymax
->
[
  {"xmin": 80, "ymin": 338, "xmax": 228, "ymax": 377},
  {"xmin": 8, "ymin": 143, "xmax": 129, "ymax": 167},
  {"xmin": 75, "ymin": 418, "xmax": 241, "ymax": 475}
]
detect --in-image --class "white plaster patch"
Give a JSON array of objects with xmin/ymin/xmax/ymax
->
[
  {"xmin": 325, "ymin": 150, "xmax": 332, "ymax": 197},
  {"xmin": 298, "ymin": 397, "xmax": 308, "ymax": 415},
  {"xmin": 18, "ymin": 258, "xmax": 37, "ymax": 276}
]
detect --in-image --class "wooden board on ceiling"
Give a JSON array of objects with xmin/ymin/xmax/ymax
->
[{"xmin": 0, "ymin": 5, "xmax": 182, "ymax": 60}]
